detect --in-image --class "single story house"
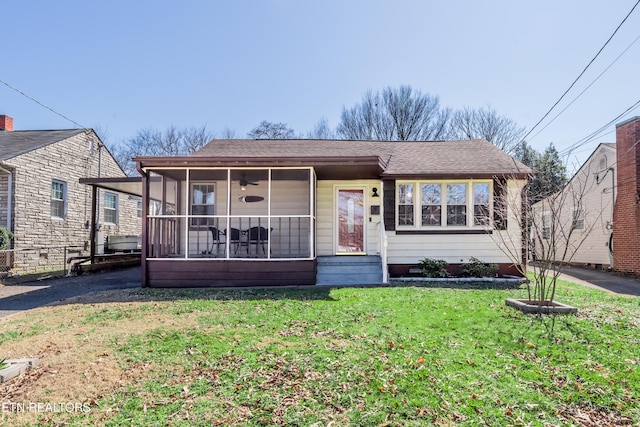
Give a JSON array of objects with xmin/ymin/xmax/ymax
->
[
  {"xmin": 132, "ymin": 138, "xmax": 532, "ymax": 287},
  {"xmin": 0, "ymin": 115, "xmax": 140, "ymax": 274}
]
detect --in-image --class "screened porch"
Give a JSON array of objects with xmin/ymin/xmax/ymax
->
[{"xmin": 145, "ymin": 167, "xmax": 316, "ymax": 260}]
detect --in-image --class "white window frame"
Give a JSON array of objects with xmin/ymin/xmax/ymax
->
[
  {"xmin": 190, "ymin": 182, "xmax": 216, "ymax": 227},
  {"xmin": 104, "ymin": 192, "xmax": 119, "ymax": 225},
  {"xmin": 51, "ymin": 179, "xmax": 67, "ymax": 219},
  {"xmin": 542, "ymin": 213, "xmax": 551, "ymax": 240},
  {"xmin": 572, "ymin": 209, "xmax": 585, "ymax": 231},
  {"xmin": 396, "ymin": 180, "xmax": 493, "ymax": 229}
]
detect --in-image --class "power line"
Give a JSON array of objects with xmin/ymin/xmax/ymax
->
[
  {"xmin": 0, "ymin": 78, "xmax": 86, "ymax": 129},
  {"xmin": 528, "ymin": 32, "xmax": 640, "ymax": 142},
  {"xmin": 521, "ymin": 0, "xmax": 640, "ymax": 143},
  {"xmin": 559, "ymin": 98, "xmax": 640, "ymax": 156}
]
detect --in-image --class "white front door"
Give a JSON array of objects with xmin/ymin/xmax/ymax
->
[{"xmin": 336, "ymin": 188, "xmax": 365, "ymax": 254}]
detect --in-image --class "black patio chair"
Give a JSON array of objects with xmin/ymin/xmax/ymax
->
[
  {"xmin": 247, "ymin": 226, "xmax": 272, "ymax": 255},
  {"xmin": 227, "ymin": 227, "xmax": 243, "ymax": 254}
]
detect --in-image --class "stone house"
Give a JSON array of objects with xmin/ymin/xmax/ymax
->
[{"xmin": 0, "ymin": 115, "xmax": 140, "ymax": 274}]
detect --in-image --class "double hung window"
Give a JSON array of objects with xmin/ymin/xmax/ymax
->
[
  {"xmin": 191, "ymin": 183, "xmax": 215, "ymax": 226},
  {"xmin": 104, "ymin": 192, "xmax": 118, "ymax": 225},
  {"xmin": 51, "ymin": 180, "xmax": 67, "ymax": 219}
]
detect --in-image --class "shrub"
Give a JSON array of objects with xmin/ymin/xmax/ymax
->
[
  {"xmin": 460, "ymin": 257, "xmax": 498, "ymax": 278},
  {"xmin": 0, "ymin": 227, "xmax": 12, "ymax": 250},
  {"xmin": 417, "ymin": 258, "xmax": 450, "ymax": 278}
]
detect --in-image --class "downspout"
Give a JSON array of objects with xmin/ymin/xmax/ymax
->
[
  {"xmin": 609, "ymin": 167, "xmax": 615, "ymax": 268},
  {"xmin": 0, "ymin": 165, "xmax": 13, "ymax": 232},
  {"xmin": 596, "ymin": 167, "xmax": 615, "ymax": 268},
  {"xmin": 96, "ymin": 142, "xmax": 102, "ymax": 226}
]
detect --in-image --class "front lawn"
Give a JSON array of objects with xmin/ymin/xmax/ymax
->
[{"xmin": 0, "ymin": 279, "xmax": 638, "ymax": 426}]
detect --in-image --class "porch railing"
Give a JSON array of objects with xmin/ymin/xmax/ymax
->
[{"xmin": 147, "ymin": 215, "xmax": 313, "ymax": 260}]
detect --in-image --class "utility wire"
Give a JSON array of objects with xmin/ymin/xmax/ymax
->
[
  {"xmin": 559, "ymin": 98, "xmax": 640, "ymax": 156},
  {"xmin": 521, "ymin": 0, "xmax": 640, "ymax": 143},
  {"xmin": 528, "ymin": 32, "xmax": 640, "ymax": 142},
  {"xmin": 0, "ymin": 78, "xmax": 86, "ymax": 129}
]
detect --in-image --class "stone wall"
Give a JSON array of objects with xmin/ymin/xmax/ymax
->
[{"xmin": 5, "ymin": 131, "xmax": 141, "ymax": 273}]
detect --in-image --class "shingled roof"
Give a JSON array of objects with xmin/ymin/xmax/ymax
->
[
  {"xmin": 0, "ymin": 129, "xmax": 86, "ymax": 161},
  {"xmin": 189, "ymin": 138, "xmax": 532, "ymax": 178}
]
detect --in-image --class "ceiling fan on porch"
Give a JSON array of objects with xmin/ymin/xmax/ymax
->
[{"xmin": 239, "ymin": 175, "xmax": 259, "ymax": 191}]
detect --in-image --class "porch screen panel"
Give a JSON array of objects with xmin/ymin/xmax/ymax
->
[{"xmin": 270, "ymin": 169, "xmax": 311, "ymax": 258}]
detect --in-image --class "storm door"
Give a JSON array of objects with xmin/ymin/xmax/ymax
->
[{"xmin": 336, "ymin": 188, "xmax": 365, "ymax": 253}]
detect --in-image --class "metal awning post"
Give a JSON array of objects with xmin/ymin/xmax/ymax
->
[{"xmin": 90, "ymin": 184, "xmax": 97, "ymax": 264}]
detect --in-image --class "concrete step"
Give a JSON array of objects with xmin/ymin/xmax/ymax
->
[{"xmin": 316, "ymin": 256, "xmax": 383, "ymax": 285}]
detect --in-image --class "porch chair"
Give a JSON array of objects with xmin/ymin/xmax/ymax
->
[
  {"xmin": 227, "ymin": 228, "xmax": 243, "ymax": 254},
  {"xmin": 247, "ymin": 226, "xmax": 272, "ymax": 255},
  {"xmin": 208, "ymin": 226, "xmax": 226, "ymax": 256}
]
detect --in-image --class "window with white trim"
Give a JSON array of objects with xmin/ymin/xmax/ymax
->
[
  {"xmin": 572, "ymin": 209, "xmax": 585, "ymax": 231},
  {"xmin": 421, "ymin": 183, "xmax": 441, "ymax": 226},
  {"xmin": 104, "ymin": 192, "xmax": 118, "ymax": 225},
  {"xmin": 397, "ymin": 183, "xmax": 414, "ymax": 226},
  {"xmin": 397, "ymin": 181, "xmax": 493, "ymax": 229},
  {"xmin": 190, "ymin": 183, "xmax": 215, "ymax": 226},
  {"xmin": 51, "ymin": 179, "xmax": 67, "ymax": 219},
  {"xmin": 473, "ymin": 183, "xmax": 490, "ymax": 226},
  {"xmin": 542, "ymin": 213, "xmax": 551, "ymax": 239}
]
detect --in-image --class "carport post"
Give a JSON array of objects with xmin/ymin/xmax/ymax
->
[{"xmin": 90, "ymin": 184, "xmax": 97, "ymax": 264}]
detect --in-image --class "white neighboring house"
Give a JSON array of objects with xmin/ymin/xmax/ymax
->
[{"xmin": 532, "ymin": 143, "xmax": 616, "ymax": 269}]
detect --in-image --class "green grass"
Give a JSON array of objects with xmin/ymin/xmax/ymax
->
[
  {"xmin": 5, "ymin": 279, "xmax": 640, "ymax": 426},
  {"xmin": 90, "ymin": 281, "xmax": 640, "ymax": 426}
]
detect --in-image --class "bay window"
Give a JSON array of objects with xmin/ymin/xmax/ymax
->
[{"xmin": 397, "ymin": 180, "xmax": 493, "ymax": 229}]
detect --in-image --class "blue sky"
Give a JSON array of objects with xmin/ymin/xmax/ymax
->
[{"xmin": 2, "ymin": 0, "xmax": 639, "ymax": 167}]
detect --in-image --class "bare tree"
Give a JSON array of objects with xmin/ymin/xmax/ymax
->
[
  {"xmin": 247, "ymin": 121, "xmax": 295, "ymax": 139},
  {"xmin": 220, "ymin": 127, "xmax": 237, "ymax": 139},
  {"xmin": 492, "ymin": 159, "xmax": 601, "ymax": 310},
  {"xmin": 337, "ymin": 86, "xmax": 451, "ymax": 141},
  {"xmin": 307, "ymin": 117, "xmax": 336, "ymax": 139},
  {"xmin": 449, "ymin": 106, "xmax": 526, "ymax": 153},
  {"xmin": 109, "ymin": 125, "xmax": 214, "ymax": 176}
]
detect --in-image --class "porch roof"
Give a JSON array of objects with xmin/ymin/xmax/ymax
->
[{"xmin": 134, "ymin": 138, "xmax": 533, "ymax": 179}]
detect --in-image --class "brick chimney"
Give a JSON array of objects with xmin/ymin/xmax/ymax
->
[
  {"xmin": 612, "ymin": 116, "xmax": 640, "ymax": 275},
  {"xmin": 0, "ymin": 115, "xmax": 13, "ymax": 131}
]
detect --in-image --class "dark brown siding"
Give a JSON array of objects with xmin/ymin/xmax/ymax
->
[
  {"xmin": 146, "ymin": 259, "xmax": 316, "ymax": 287},
  {"xmin": 383, "ymin": 180, "xmax": 395, "ymax": 231}
]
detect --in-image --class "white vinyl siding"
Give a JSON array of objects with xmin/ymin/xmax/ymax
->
[
  {"xmin": 316, "ymin": 179, "xmax": 382, "ymax": 256},
  {"xmin": 387, "ymin": 179, "xmax": 526, "ymax": 266}
]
